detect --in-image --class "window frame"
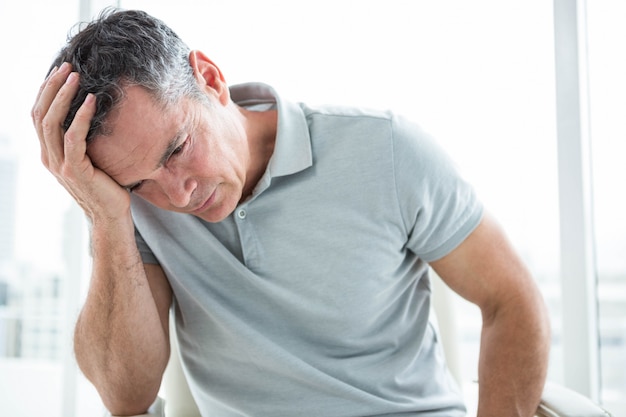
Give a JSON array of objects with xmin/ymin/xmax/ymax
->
[{"xmin": 553, "ymin": 0, "xmax": 601, "ymax": 401}]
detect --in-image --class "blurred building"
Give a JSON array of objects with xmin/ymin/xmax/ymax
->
[
  {"xmin": 0, "ymin": 134, "xmax": 18, "ymax": 357},
  {"xmin": 0, "ymin": 134, "xmax": 67, "ymax": 360},
  {"xmin": 0, "ymin": 135, "xmax": 17, "ymax": 263}
]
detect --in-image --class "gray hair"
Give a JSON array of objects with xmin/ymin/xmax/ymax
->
[{"xmin": 51, "ymin": 8, "xmax": 204, "ymax": 142}]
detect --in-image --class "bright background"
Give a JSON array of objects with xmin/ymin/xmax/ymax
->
[{"xmin": 0, "ymin": 1, "xmax": 623, "ymax": 416}]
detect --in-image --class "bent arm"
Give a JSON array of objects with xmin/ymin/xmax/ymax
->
[
  {"xmin": 31, "ymin": 63, "xmax": 172, "ymax": 415},
  {"xmin": 430, "ymin": 213, "xmax": 551, "ymax": 417},
  {"xmin": 74, "ymin": 217, "xmax": 172, "ymax": 415}
]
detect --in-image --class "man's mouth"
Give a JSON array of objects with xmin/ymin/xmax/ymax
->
[{"xmin": 191, "ymin": 188, "xmax": 217, "ymax": 214}]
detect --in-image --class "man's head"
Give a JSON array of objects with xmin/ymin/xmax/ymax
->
[
  {"xmin": 51, "ymin": 8, "xmax": 204, "ymax": 142},
  {"xmin": 48, "ymin": 8, "xmax": 275, "ymax": 224}
]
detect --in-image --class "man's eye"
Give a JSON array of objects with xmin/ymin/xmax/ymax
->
[
  {"xmin": 126, "ymin": 181, "xmax": 144, "ymax": 193},
  {"xmin": 172, "ymin": 144, "xmax": 184, "ymax": 155},
  {"xmin": 172, "ymin": 138, "xmax": 189, "ymax": 156}
]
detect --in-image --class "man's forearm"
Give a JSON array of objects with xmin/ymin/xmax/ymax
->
[
  {"xmin": 476, "ymin": 291, "xmax": 551, "ymax": 417},
  {"xmin": 74, "ymin": 216, "xmax": 169, "ymax": 415}
]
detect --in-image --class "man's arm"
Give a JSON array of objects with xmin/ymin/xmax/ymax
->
[
  {"xmin": 31, "ymin": 63, "xmax": 172, "ymax": 415},
  {"xmin": 75, "ymin": 227, "xmax": 172, "ymax": 415},
  {"xmin": 430, "ymin": 213, "xmax": 551, "ymax": 417}
]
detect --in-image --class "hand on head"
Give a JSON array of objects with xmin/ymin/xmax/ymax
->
[{"xmin": 31, "ymin": 62, "xmax": 132, "ymax": 223}]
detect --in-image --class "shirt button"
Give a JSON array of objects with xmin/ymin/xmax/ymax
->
[{"xmin": 237, "ymin": 209, "xmax": 247, "ymax": 219}]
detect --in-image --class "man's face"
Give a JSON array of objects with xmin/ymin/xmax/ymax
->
[{"xmin": 87, "ymin": 85, "xmax": 249, "ymax": 223}]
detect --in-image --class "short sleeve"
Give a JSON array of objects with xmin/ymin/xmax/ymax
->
[
  {"xmin": 134, "ymin": 224, "xmax": 160, "ymax": 265},
  {"xmin": 391, "ymin": 115, "xmax": 483, "ymax": 262}
]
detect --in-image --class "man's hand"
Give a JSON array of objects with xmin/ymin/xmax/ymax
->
[
  {"xmin": 32, "ymin": 64, "xmax": 172, "ymax": 415},
  {"xmin": 31, "ymin": 62, "xmax": 130, "ymax": 223}
]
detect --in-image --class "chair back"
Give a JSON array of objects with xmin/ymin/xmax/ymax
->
[{"xmin": 161, "ymin": 319, "xmax": 202, "ymax": 417}]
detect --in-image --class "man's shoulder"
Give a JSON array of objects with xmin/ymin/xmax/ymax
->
[{"xmin": 300, "ymin": 102, "xmax": 394, "ymax": 124}]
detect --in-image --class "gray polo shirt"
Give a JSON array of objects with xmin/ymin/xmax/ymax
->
[{"xmin": 131, "ymin": 83, "xmax": 482, "ymax": 416}]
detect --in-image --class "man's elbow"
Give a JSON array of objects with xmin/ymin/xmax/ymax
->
[
  {"xmin": 508, "ymin": 285, "xmax": 552, "ymax": 352},
  {"xmin": 535, "ymin": 290, "xmax": 552, "ymax": 349},
  {"xmin": 102, "ymin": 390, "xmax": 159, "ymax": 417}
]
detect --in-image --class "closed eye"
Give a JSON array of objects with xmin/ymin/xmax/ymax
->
[
  {"xmin": 171, "ymin": 141, "xmax": 186, "ymax": 156},
  {"xmin": 170, "ymin": 136, "xmax": 190, "ymax": 159},
  {"xmin": 125, "ymin": 135, "xmax": 190, "ymax": 193},
  {"xmin": 126, "ymin": 181, "xmax": 144, "ymax": 193}
]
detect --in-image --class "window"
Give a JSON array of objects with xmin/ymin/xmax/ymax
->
[
  {"xmin": 0, "ymin": 1, "xmax": 99, "ymax": 416},
  {"xmin": 586, "ymin": 0, "xmax": 626, "ymax": 413}
]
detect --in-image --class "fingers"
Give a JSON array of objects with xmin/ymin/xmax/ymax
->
[
  {"xmin": 32, "ymin": 63, "xmax": 81, "ymax": 169},
  {"xmin": 32, "ymin": 62, "xmax": 98, "ymax": 192},
  {"xmin": 31, "ymin": 63, "xmax": 132, "ymax": 222},
  {"xmin": 64, "ymin": 93, "xmax": 96, "ymax": 167},
  {"xmin": 31, "ymin": 62, "xmax": 71, "ymax": 136},
  {"xmin": 31, "ymin": 65, "xmax": 59, "ymax": 118}
]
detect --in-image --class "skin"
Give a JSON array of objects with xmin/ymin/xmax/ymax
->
[
  {"xmin": 430, "ymin": 217, "xmax": 551, "ymax": 416},
  {"xmin": 32, "ymin": 50, "xmax": 550, "ymax": 416}
]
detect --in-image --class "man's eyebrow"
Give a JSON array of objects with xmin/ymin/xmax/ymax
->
[
  {"xmin": 118, "ymin": 129, "xmax": 186, "ymax": 190},
  {"xmin": 156, "ymin": 128, "xmax": 187, "ymax": 169}
]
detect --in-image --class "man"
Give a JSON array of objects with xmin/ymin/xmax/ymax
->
[{"xmin": 31, "ymin": 8, "xmax": 550, "ymax": 417}]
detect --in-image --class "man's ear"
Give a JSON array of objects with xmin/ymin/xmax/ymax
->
[{"xmin": 189, "ymin": 50, "xmax": 229, "ymax": 105}]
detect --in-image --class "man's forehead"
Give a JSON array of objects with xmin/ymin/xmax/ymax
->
[
  {"xmin": 87, "ymin": 87, "xmax": 185, "ymax": 182},
  {"xmin": 87, "ymin": 133, "xmax": 162, "ymax": 181}
]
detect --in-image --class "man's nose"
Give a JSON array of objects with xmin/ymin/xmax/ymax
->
[{"xmin": 159, "ymin": 173, "xmax": 196, "ymax": 208}]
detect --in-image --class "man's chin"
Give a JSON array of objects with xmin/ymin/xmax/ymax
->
[
  {"xmin": 195, "ymin": 211, "xmax": 230, "ymax": 223},
  {"xmin": 194, "ymin": 200, "xmax": 237, "ymax": 223}
]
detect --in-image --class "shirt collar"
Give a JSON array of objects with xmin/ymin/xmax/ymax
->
[{"xmin": 230, "ymin": 82, "xmax": 313, "ymax": 179}]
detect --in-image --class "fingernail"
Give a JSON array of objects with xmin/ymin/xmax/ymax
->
[
  {"xmin": 47, "ymin": 66, "xmax": 59, "ymax": 78},
  {"xmin": 65, "ymin": 72, "xmax": 78, "ymax": 85},
  {"xmin": 59, "ymin": 62, "xmax": 71, "ymax": 72}
]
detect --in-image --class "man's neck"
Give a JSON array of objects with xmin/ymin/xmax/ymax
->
[{"xmin": 240, "ymin": 108, "xmax": 278, "ymax": 202}]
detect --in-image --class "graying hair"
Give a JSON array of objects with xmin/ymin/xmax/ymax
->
[{"xmin": 50, "ymin": 8, "xmax": 205, "ymax": 142}]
